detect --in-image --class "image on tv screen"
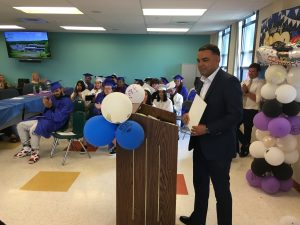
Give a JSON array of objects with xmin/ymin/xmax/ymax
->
[{"xmin": 4, "ymin": 32, "xmax": 51, "ymax": 59}]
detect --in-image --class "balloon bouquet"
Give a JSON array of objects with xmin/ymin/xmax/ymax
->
[
  {"xmin": 246, "ymin": 42, "xmax": 300, "ymax": 195},
  {"xmin": 83, "ymin": 84, "xmax": 146, "ymax": 151}
]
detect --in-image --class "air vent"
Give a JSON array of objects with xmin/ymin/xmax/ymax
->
[{"xmin": 19, "ymin": 18, "xmax": 48, "ymax": 24}]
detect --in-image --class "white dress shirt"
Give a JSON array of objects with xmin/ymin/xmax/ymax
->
[
  {"xmin": 200, "ymin": 67, "xmax": 219, "ymax": 99},
  {"xmin": 241, "ymin": 78, "xmax": 264, "ymax": 110}
]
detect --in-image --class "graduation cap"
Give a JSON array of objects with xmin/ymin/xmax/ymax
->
[
  {"xmin": 166, "ymin": 81, "xmax": 176, "ymax": 90},
  {"xmin": 157, "ymin": 84, "xmax": 166, "ymax": 91},
  {"xmin": 160, "ymin": 77, "xmax": 169, "ymax": 85},
  {"xmin": 83, "ymin": 73, "xmax": 93, "ymax": 77},
  {"xmin": 111, "ymin": 74, "xmax": 117, "ymax": 79},
  {"xmin": 143, "ymin": 83, "xmax": 155, "ymax": 94},
  {"xmin": 50, "ymin": 81, "xmax": 62, "ymax": 92},
  {"xmin": 117, "ymin": 76, "xmax": 125, "ymax": 82},
  {"xmin": 144, "ymin": 77, "xmax": 152, "ymax": 82},
  {"xmin": 95, "ymin": 76, "xmax": 104, "ymax": 82},
  {"xmin": 102, "ymin": 79, "xmax": 115, "ymax": 87},
  {"xmin": 173, "ymin": 74, "xmax": 184, "ymax": 80},
  {"xmin": 134, "ymin": 79, "xmax": 144, "ymax": 86}
]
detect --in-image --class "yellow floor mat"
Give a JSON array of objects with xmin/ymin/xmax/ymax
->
[{"xmin": 20, "ymin": 171, "xmax": 80, "ymax": 192}]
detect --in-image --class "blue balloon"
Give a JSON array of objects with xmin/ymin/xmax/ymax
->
[
  {"xmin": 84, "ymin": 115, "xmax": 117, "ymax": 147},
  {"xmin": 116, "ymin": 120, "xmax": 144, "ymax": 150}
]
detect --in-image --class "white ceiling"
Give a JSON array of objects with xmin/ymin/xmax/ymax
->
[{"xmin": 0, "ymin": 0, "xmax": 276, "ymax": 35}]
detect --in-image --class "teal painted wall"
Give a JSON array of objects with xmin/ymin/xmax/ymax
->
[{"xmin": 0, "ymin": 32, "xmax": 209, "ymax": 87}]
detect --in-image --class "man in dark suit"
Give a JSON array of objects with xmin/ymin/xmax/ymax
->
[{"xmin": 180, "ymin": 44, "xmax": 243, "ymax": 225}]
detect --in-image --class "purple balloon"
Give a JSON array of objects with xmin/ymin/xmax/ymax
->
[
  {"xmin": 261, "ymin": 176, "xmax": 280, "ymax": 194},
  {"xmin": 253, "ymin": 112, "xmax": 272, "ymax": 131},
  {"xmin": 246, "ymin": 169, "xmax": 263, "ymax": 187},
  {"xmin": 287, "ymin": 116, "xmax": 300, "ymax": 135},
  {"xmin": 268, "ymin": 117, "xmax": 291, "ymax": 138},
  {"xmin": 279, "ymin": 178, "xmax": 294, "ymax": 192}
]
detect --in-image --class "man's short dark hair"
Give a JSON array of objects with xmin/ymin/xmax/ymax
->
[
  {"xmin": 249, "ymin": 63, "xmax": 261, "ymax": 72},
  {"xmin": 198, "ymin": 44, "xmax": 220, "ymax": 56}
]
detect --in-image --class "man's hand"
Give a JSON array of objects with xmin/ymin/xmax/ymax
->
[
  {"xmin": 242, "ymin": 84, "xmax": 248, "ymax": 93},
  {"xmin": 182, "ymin": 113, "xmax": 190, "ymax": 125},
  {"xmin": 43, "ymin": 97, "xmax": 52, "ymax": 108},
  {"xmin": 95, "ymin": 103, "xmax": 101, "ymax": 110},
  {"xmin": 191, "ymin": 124, "xmax": 208, "ymax": 136}
]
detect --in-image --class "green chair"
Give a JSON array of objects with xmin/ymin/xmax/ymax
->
[
  {"xmin": 50, "ymin": 111, "xmax": 91, "ymax": 165},
  {"xmin": 73, "ymin": 100, "xmax": 85, "ymax": 112}
]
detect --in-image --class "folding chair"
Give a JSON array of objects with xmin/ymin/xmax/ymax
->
[
  {"xmin": 176, "ymin": 115, "xmax": 191, "ymax": 140},
  {"xmin": 50, "ymin": 111, "xmax": 91, "ymax": 165}
]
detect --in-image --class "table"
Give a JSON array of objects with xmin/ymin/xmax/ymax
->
[{"xmin": 0, "ymin": 93, "xmax": 49, "ymax": 130}]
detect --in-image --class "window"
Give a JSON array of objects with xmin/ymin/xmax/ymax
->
[
  {"xmin": 236, "ymin": 13, "xmax": 257, "ymax": 81},
  {"xmin": 218, "ymin": 26, "xmax": 231, "ymax": 72}
]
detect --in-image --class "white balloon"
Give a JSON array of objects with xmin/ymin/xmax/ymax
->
[
  {"xmin": 255, "ymin": 129, "xmax": 270, "ymax": 141},
  {"xmin": 276, "ymin": 134, "xmax": 298, "ymax": 152},
  {"xmin": 295, "ymin": 87, "xmax": 300, "ymax": 102},
  {"xmin": 101, "ymin": 92, "xmax": 133, "ymax": 124},
  {"xmin": 284, "ymin": 150, "xmax": 299, "ymax": 164},
  {"xmin": 262, "ymin": 135, "xmax": 276, "ymax": 148},
  {"xmin": 125, "ymin": 84, "xmax": 145, "ymax": 104},
  {"xmin": 265, "ymin": 65, "xmax": 287, "ymax": 85},
  {"xmin": 264, "ymin": 147, "xmax": 285, "ymax": 166},
  {"xmin": 275, "ymin": 84, "xmax": 297, "ymax": 104},
  {"xmin": 249, "ymin": 141, "xmax": 267, "ymax": 158},
  {"xmin": 260, "ymin": 83, "xmax": 278, "ymax": 100},
  {"xmin": 287, "ymin": 67, "xmax": 300, "ymax": 88}
]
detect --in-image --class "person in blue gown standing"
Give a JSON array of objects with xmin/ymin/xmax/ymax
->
[{"xmin": 173, "ymin": 74, "xmax": 188, "ymax": 101}]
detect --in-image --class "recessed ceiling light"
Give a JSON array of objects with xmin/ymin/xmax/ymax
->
[
  {"xmin": 143, "ymin": 9, "xmax": 206, "ymax": 16},
  {"xmin": 147, "ymin": 28, "xmax": 189, "ymax": 32},
  {"xmin": 0, "ymin": 25, "xmax": 25, "ymax": 29},
  {"xmin": 13, "ymin": 7, "xmax": 83, "ymax": 14},
  {"xmin": 60, "ymin": 26, "xmax": 106, "ymax": 31}
]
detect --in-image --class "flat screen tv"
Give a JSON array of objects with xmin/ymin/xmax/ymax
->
[{"xmin": 3, "ymin": 31, "xmax": 51, "ymax": 59}]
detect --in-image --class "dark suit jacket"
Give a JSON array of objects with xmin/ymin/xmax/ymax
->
[{"xmin": 188, "ymin": 69, "xmax": 243, "ymax": 160}]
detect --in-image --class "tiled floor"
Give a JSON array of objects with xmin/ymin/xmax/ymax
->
[{"xmin": 0, "ymin": 133, "xmax": 299, "ymax": 225}]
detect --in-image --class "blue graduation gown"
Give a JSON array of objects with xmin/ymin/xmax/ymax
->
[
  {"xmin": 87, "ymin": 83, "xmax": 94, "ymax": 91},
  {"xmin": 179, "ymin": 86, "xmax": 188, "ymax": 101},
  {"xmin": 93, "ymin": 92, "xmax": 106, "ymax": 115},
  {"xmin": 34, "ymin": 95, "xmax": 73, "ymax": 138}
]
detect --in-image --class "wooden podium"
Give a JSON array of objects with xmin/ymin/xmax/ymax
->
[{"xmin": 116, "ymin": 104, "xmax": 178, "ymax": 225}]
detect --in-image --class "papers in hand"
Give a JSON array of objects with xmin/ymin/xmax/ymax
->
[{"xmin": 187, "ymin": 94, "xmax": 207, "ymax": 130}]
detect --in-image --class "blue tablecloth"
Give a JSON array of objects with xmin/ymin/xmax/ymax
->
[{"xmin": 0, "ymin": 95, "xmax": 45, "ymax": 129}]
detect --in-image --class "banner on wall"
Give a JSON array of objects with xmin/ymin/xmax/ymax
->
[
  {"xmin": 257, "ymin": 6, "xmax": 300, "ymax": 67},
  {"xmin": 260, "ymin": 5, "xmax": 300, "ymax": 46}
]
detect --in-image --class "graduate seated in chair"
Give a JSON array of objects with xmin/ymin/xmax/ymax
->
[
  {"xmin": 14, "ymin": 81, "xmax": 73, "ymax": 164},
  {"xmin": 92, "ymin": 79, "xmax": 116, "ymax": 155},
  {"xmin": 71, "ymin": 80, "xmax": 91, "ymax": 109}
]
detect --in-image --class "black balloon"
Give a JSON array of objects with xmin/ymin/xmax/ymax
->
[
  {"xmin": 251, "ymin": 158, "xmax": 272, "ymax": 177},
  {"xmin": 272, "ymin": 163, "xmax": 293, "ymax": 180},
  {"xmin": 282, "ymin": 101, "xmax": 300, "ymax": 116},
  {"xmin": 262, "ymin": 99, "xmax": 282, "ymax": 118}
]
